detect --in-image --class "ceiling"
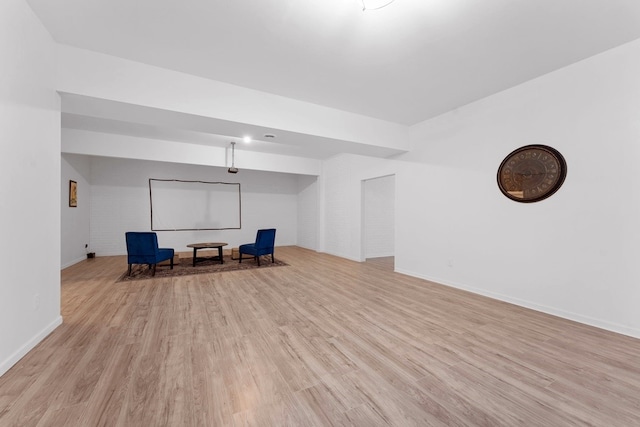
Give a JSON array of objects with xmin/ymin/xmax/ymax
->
[{"xmin": 27, "ymin": 0, "xmax": 640, "ymax": 159}]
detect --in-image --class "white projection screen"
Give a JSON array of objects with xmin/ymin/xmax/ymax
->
[{"xmin": 149, "ymin": 179, "xmax": 241, "ymax": 231}]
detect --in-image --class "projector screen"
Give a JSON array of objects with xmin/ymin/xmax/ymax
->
[{"xmin": 149, "ymin": 179, "xmax": 241, "ymax": 231}]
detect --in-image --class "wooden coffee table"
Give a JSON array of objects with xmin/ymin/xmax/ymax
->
[{"xmin": 186, "ymin": 242, "xmax": 228, "ymax": 267}]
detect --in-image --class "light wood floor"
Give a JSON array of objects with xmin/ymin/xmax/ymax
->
[{"xmin": 1, "ymin": 246, "xmax": 640, "ymax": 426}]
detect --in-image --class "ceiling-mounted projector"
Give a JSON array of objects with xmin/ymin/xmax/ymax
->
[{"xmin": 228, "ymin": 141, "xmax": 238, "ymax": 174}]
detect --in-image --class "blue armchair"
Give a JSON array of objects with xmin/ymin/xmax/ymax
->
[
  {"xmin": 125, "ymin": 232, "xmax": 174, "ymax": 276},
  {"xmin": 239, "ymin": 228, "xmax": 276, "ymax": 266}
]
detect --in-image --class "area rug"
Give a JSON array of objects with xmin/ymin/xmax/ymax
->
[{"xmin": 116, "ymin": 255, "xmax": 288, "ymax": 282}]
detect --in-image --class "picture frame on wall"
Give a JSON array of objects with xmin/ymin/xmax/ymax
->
[{"xmin": 69, "ymin": 180, "xmax": 77, "ymax": 207}]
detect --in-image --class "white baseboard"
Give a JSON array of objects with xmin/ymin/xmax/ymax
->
[
  {"xmin": 60, "ymin": 256, "xmax": 87, "ymax": 270},
  {"xmin": 0, "ymin": 316, "xmax": 63, "ymax": 377},
  {"xmin": 365, "ymin": 253, "xmax": 395, "ymax": 259},
  {"xmin": 395, "ymin": 268, "xmax": 640, "ymax": 340}
]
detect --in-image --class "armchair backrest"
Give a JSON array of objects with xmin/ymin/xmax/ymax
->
[
  {"xmin": 255, "ymin": 228, "xmax": 276, "ymax": 249},
  {"xmin": 126, "ymin": 232, "xmax": 160, "ymax": 257}
]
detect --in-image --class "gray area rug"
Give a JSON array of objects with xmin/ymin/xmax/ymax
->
[{"xmin": 116, "ymin": 255, "xmax": 287, "ymax": 282}]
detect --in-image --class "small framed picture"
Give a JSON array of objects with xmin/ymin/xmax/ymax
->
[{"xmin": 69, "ymin": 180, "xmax": 77, "ymax": 207}]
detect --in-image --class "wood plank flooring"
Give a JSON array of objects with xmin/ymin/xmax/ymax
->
[{"xmin": 1, "ymin": 246, "xmax": 640, "ymax": 426}]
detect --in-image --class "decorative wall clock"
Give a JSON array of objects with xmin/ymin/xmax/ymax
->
[{"xmin": 497, "ymin": 144, "xmax": 567, "ymax": 203}]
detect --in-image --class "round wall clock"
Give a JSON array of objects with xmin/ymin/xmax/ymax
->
[{"xmin": 497, "ymin": 144, "xmax": 567, "ymax": 203}]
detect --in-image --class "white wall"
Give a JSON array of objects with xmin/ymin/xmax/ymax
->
[
  {"xmin": 61, "ymin": 154, "xmax": 91, "ymax": 268},
  {"xmin": 395, "ymin": 37, "xmax": 640, "ymax": 338},
  {"xmin": 363, "ymin": 175, "xmax": 395, "ymax": 259},
  {"xmin": 321, "ymin": 154, "xmax": 398, "ymax": 261},
  {"xmin": 89, "ymin": 157, "xmax": 299, "ymax": 256},
  {"xmin": 0, "ymin": 0, "xmax": 62, "ymax": 376},
  {"xmin": 297, "ymin": 176, "xmax": 319, "ymax": 250}
]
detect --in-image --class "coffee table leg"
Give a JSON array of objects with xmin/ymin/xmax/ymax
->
[
  {"xmin": 192, "ymin": 247, "xmax": 197, "ymax": 267},
  {"xmin": 218, "ymin": 246, "xmax": 224, "ymax": 264}
]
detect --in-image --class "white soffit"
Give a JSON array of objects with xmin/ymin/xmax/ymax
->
[{"xmin": 60, "ymin": 94, "xmax": 407, "ymax": 160}]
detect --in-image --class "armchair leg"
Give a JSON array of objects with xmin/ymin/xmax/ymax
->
[
  {"xmin": 239, "ymin": 254, "xmax": 243, "ymax": 263},
  {"xmin": 170, "ymin": 258, "xmax": 174, "ymax": 270},
  {"xmin": 257, "ymin": 256, "xmax": 260, "ymax": 266},
  {"xmin": 151, "ymin": 264, "xmax": 157, "ymax": 276},
  {"xmin": 128, "ymin": 264, "xmax": 132, "ymax": 276},
  {"xmin": 271, "ymin": 252, "xmax": 275, "ymax": 263}
]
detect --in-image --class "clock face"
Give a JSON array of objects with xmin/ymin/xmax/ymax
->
[{"xmin": 497, "ymin": 145, "xmax": 567, "ymax": 203}]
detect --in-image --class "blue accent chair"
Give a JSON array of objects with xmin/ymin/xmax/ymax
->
[
  {"xmin": 125, "ymin": 232, "xmax": 174, "ymax": 276},
  {"xmin": 239, "ymin": 228, "xmax": 276, "ymax": 266}
]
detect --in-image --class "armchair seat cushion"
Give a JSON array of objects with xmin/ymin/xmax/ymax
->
[
  {"xmin": 238, "ymin": 243, "xmax": 259, "ymax": 254},
  {"xmin": 156, "ymin": 248, "xmax": 174, "ymax": 263}
]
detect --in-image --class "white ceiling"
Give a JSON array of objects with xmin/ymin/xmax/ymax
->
[{"xmin": 27, "ymin": 0, "xmax": 640, "ymax": 158}]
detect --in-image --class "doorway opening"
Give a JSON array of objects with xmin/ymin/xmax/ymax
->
[{"xmin": 361, "ymin": 174, "xmax": 395, "ymax": 270}]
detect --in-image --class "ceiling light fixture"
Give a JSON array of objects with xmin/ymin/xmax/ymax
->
[
  {"xmin": 360, "ymin": 0, "xmax": 395, "ymax": 11},
  {"xmin": 228, "ymin": 141, "xmax": 238, "ymax": 174},
  {"xmin": 242, "ymin": 136, "xmax": 252, "ymax": 143}
]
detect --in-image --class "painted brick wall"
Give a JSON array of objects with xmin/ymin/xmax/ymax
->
[{"xmin": 89, "ymin": 156, "xmax": 300, "ymax": 256}]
